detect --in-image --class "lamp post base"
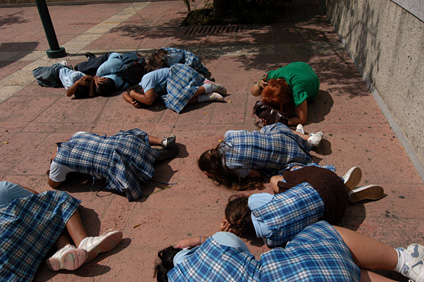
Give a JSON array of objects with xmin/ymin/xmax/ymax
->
[{"xmin": 46, "ymin": 47, "xmax": 66, "ymax": 58}]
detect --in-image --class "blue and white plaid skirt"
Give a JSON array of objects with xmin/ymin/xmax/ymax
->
[
  {"xmin": 162, "ymin": 64, "xmax": 205, "ymax": 113},
  {"xmin": 168, "ymin": 237, "xmax": 260, "ymax": 282},
  {"xmin": 252, "ymin": 183, "xmax": 324, "ymax": 247},
  {"xmin": 162, "ymin": 47, "xmax": 209, "ymax": 75},
  {"xmin": 0, "ymin": 191, "xmax": 80, "ymax": 282},
  {"xmin": 260, "ymin": 221, "xmax": 361, "ymax": 282}
]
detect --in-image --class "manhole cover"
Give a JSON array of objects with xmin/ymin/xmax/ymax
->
[{"xmin": 184, "ymin": 25, "xmax": 243, "ymax": 35}]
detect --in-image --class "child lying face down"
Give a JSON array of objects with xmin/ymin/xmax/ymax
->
[
  {"xmin": 220, "ymin": 165, "xmax": 384, "ymax": 247},
  {"xmin": 154, "ymin": 221, "xmax": 424, "ymax": 282}
]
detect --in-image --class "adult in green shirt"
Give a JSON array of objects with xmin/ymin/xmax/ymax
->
[{"xmin": 251, "ymin": 62, "xmax": 319, "ymax": 126}]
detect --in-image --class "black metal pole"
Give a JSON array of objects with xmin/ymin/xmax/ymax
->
[{"xmin": 35, "ymin": 0, "xmax": 66, "ymax": 58}]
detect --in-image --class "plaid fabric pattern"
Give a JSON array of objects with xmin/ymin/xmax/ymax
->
[
  {"xmin": 162, "ymin": 64, "xmax": 205, "ymax": 113},
  {"xmin": 223, "ymin": 123, "xmax": 314, "ymax": 174},
  {"xmin": 251, "ymin": 183, "xmax": 324, "ymax": 247},
  {"xmin": 54, "ymin": 129, "xmax": 158, "ymax": 201},
  {"xmin": 163, "ymin": 47, "xmax": 209, "ymax": 75},
  {"xmin": 260, "ymin": 221, "xmax": 361, "ymax": 282},
  {"xmin": 0, "ymin": 191, "xmax": 80, "ymax": 282},
  {"xmin": 168, "ymin": 237, "xmax": 261, "ymax": 282}
]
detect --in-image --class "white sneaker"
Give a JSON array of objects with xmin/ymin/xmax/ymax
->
[
  {"xmin": 296, "ymin": 124, "xmax": 304, "ymax": 134},
  {"xmin": 399, "ymin": 244, "xmax": 424, "ymax": 282},
  {"xmin": 78, "ymin": 230, "xmax": 123, "ymax": 262},
  {"xmin": 212, "ymin": 83, "xmax": 227, "ymax": 95},
  {"xmin": 307, "ymin": 132, "xmax": 323, "ymax": 147},
  {"xmin": 343, "ymin": 166, "xmax": 362, "ymax": 190},
  {"xmin": 348, "ymin": 185, "xmax": 384, "ymax": 202},
  {"xmin": 209, "ymin": 92, "xmax": 225, "ymax": 102},
  {"xmin": 46, "ymin": 244, "xmax": 87, "ymax": 271},
  {"xmin": 60, "ymin": 60, "xmax": 68, "ymax": 66}
]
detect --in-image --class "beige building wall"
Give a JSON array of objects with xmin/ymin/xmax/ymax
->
[{"xmin": 322, "ymin": 0, "xmax": 424, "ymax": 177}]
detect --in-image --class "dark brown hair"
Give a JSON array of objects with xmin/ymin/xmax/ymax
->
[
  {"xmin": 154, "ymin": 246, "xmax": 182, "ymax": 282},
  {"xmin": 224, "ymin": 195, "xmax": 256, "ymax": 238},
  {"xmin": 198, "ymin": 143, "xmax": 264, "ymax": 191}
]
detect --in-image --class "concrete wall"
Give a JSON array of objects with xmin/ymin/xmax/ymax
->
[{"xmin": 321, "ymin": 0, "xmax": 424, "ymax": 176}]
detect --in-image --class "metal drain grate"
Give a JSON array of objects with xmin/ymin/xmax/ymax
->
[{"xmin": 184, "ymin": 25, "xmax": 243, "ymax": 35}]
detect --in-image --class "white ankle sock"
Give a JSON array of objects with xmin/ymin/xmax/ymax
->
[
  {"xmin": 395, "ymin": 248, "xmax": 412, "ymax": 273},
  {"xmin": 203, "ymin": 83, "xmax": 216, "ymax": 93},
  {"xmin": 197, "ymin": 94, "xmax": 210, "ymax": 103}
]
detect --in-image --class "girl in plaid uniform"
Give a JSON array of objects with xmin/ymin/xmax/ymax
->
[
  {"xmin": 123, "ymin": 64, "xmax": 226, "ymax": 112},
  {"xmin": 154, "ymin": 222, "xmax": 424, "ymax": 282},
  {"xmin": 198, "ymin": 122, "xmax": 323, "ymax": 190},
  {"xmin": 47, "ymin": 129, "xmax": 177, "ymax": 201},
  {"xmin": 0, "ymin": 181, "xmax": 122, "ymax": 281},
  {"xmin": 147, "ymin": 47, "xmax": 211, "ymax": 78},
  {"xmin": 220, "ymin": 166, "xmax": 384, "ymax": 247}
]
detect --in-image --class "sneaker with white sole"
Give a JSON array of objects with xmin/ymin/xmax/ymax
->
[
  {"xmin": 348, "ymin": 185, "xmax": 384, "ymax": 202},
  {"xmin": 209, "ymin": 92, "xmax": 225, "ymax": 102},
  {"xmin": 46, "ymin": 244, "xmax": 87, "ymax": 271},
  {"xmin": 343, "ymin": 166, "xmax": 362, "ymax": 191},
  {"xmin": 307, "ymin": 132, "xmax": 323, "ymax": 147},
  {"xmin": 161, "ymin": 135, "xmax": 176, "ymax": 148},
  {"xmin": 399, "ymin": 244, "xmax": 424, "ymax": 282},
  {"xmin": 78, "ymin": 230, "xmax": 123, "ymax": 262},
  {"xmin": 296, "ymin": 124, "xmax": 304, "ymax": 134}
]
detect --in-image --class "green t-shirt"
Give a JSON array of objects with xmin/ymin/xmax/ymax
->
[{"xmin": 266, "ymin": 62, "xmax": 319, "ymax": 107}]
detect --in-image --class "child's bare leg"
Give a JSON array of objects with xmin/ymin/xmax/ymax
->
[
  {"xmin": 360, "ymin": 270, "xmax": 397, "ymax": 282},
  {"xmin": 334, "ymin": 226, "xmax": 397, "ymax": 270},
  {"xmin": 148, "ymin": 135, "xmax": 162, "ymax": 146},
  {"xmin": 66, "ymin": 209, "xmax": 88, "ymax": 247}
]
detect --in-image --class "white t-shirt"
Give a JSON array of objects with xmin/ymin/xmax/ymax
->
[{"xmin": 59, "ymin": 68, "xmax": 84, "ymax": 89}]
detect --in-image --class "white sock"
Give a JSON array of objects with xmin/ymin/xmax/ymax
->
[
  {"xmin": 395, "ymin": 248, "xmax": 412, "ymax": 273},
  {"xmin": 197, "ymin": 94, "xmax": 210, "ymax": 103},
  {"xmin": 202, "ymin": 83, "xmax": 216, "ymax": 93}
]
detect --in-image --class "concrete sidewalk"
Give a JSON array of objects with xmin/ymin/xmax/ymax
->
[{"xmin": 0, "ymin": 0, "xmax": 423, "ymax": 281}]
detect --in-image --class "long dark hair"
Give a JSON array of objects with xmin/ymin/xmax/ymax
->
[
  {"xmin": 154, "ymin": 246, "xmax": 182, "ymax": 282},
  {"xmin": 224, "ymin": 195, "xmax": 256, "ymax": 238},
  {"xmin": 198, "ymin": 143, "xmax": 264, "ymax": 191}
]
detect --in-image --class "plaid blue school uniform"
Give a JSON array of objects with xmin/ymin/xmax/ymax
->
[
  {"xmin": 162, "ymin": 64, "xmax": 205, "ymax": 113},
  {"xmin": 168, "ymin": 237, "xmax": 261, "ymax": 282},
  {"xmin": 223, "ymin": 123, "xmax": 314, "ymax": 175},
  {"xmin": 0, "ymin": 191, "xmax": 80, "ymax": 282},
  {"xmin": 163, "ymin": 47, "xmax": 209, "ymax": 75},
  {"xmin": 54, "ymin": 129, "xmax": 158, "ymax": 201},
  {"xmin": 251, "ymin": 183, "xmax": 324, "ymax": 247},
  {"xmin": 261, "ymin": 221, "xmax": 361, "ymax": 282}
]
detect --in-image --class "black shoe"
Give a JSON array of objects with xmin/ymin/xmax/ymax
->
[
  {"xmin": 161, "ymin": 135, "xmax": 176, "ymax": 149},
  {"xmin": 85, "ymin": 52, "xmax": 96, "ymax": 59},
  {"xmin": 156, "ymin": 146, "xmax": 179, "ymax": 162}
]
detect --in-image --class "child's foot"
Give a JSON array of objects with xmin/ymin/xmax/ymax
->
[
  {"xmin": 209, "ymin": 92, "xmax": 224, "ymax": 102},
  {"xmin": 46, "ymin": 244, "xmax": 87, "ymax": 271},
  {"xmin": 307, "ymin": 132, "xmax": 323, "ymax": 147},
  {"xmin": 398, "ymin": 244, "xmax": 424, "ymax": 282},
  {"xmin": 348, "ymin": 185, "xmax": 384, "ymax": 202},
  {"xmin": 296, "ymin": 124, "xmax": 305, "ymax": 134},
  {"xmin": 78, "ymin": 230, "xmax": 123, "ymax": 263},
  {"xmin": 343, "ymin": 166, "xmax": 362, "ymax": 190},
  {"xmin": 161, "ymin": 135, "xmax": 176, "ymax": 149}
]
